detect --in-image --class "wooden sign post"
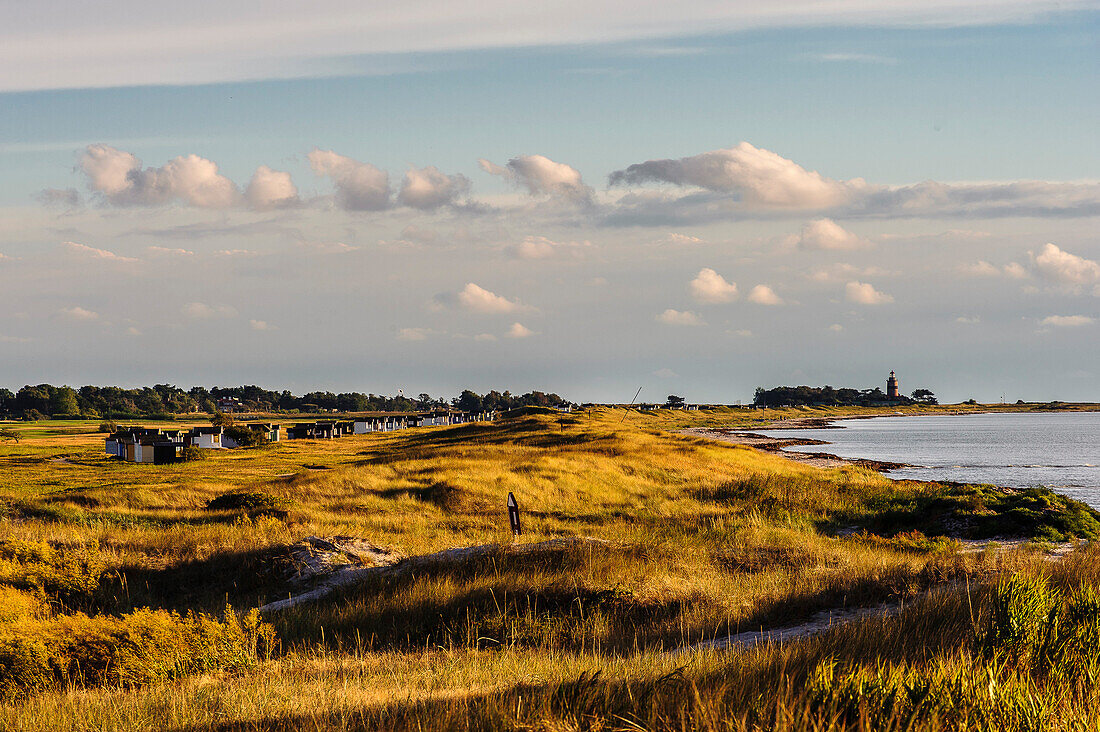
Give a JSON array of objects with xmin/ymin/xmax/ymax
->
[{"xmin": 507, "ymin": 492, "xmax": 521, "ymax": 537}]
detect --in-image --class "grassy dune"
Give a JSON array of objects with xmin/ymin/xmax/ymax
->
[{"xmin": 1, "ymin": 407, "xmax": 1098, "ymax": 730}]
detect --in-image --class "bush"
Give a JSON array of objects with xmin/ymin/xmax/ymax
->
[
  {"xmin": 0, "ymin": 606, "xmax": 274, "ymax": 701},
  {"xmin": 0, "ymin": 540, "xmax": 106, "ymax": 605},
  {"xmin": 97, "ymin": 421, "xmax": 118, "ymax": 433},
  {"xmin": 205, "ymin": 490, "xmax": 291, "ymax": 516},
  {"xmin": 224, "ymin": 425, "xmax": 267, "ymax": 448},
  {"xmin": 180, "ymin": 446, "xmax": 206, "ymax": 462}
]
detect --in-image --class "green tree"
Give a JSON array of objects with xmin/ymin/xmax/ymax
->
[{"xmin": 49, "ymin": 387, "xmax": 79, "ymax": 416}]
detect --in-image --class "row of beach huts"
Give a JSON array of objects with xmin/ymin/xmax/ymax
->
[{"xmin": 105, "ymin": 409, "xmax": 496, "ymax": 464}]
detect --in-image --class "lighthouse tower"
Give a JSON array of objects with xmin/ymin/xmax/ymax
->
[{"xmin": 887, "ymin": 371, "xmax": 900, "ymax": 398}]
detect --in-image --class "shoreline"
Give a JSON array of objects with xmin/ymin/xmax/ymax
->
[{"xmin": 681, "ymin": 426, "xmax": 909, "ymax": 471}]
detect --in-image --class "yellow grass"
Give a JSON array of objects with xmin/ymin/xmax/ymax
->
[{"xmin": 1, "ymin": 407, "xmax": 1097, "ymax": 729}]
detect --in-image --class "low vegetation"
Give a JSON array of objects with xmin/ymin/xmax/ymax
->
[{"xmin": 0, "ymin": 405, "xmax": 1097, "ymax": 729}]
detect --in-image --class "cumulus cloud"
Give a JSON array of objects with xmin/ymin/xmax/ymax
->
[
  {"xmin": 62, "ymin": 241, "xmax": 137, "ymax": 262},
  {"xmin": 308, "ymin": 148, "xmax": 391, "ymax": 210},
  {"xmin": 956, "ymin": 316, "xmax": 981, "ymax": 324},
  {"xmin": 828, "ymin": 323, "xmax": 844, "ymax": 332},
  {"xmin": 1040, "ymin": 315, "xmax": 1095, "ymax": 328},
  {"xmin": 656, "ymin": 309, "xmax": 704, "ymax": 326},
  {"xmin": 609, "ymin": 141, "xmax": 858, "ymax": 208},
  {"xmin": 474, "ymin": 333, "xmax": 498, "ymax": 342},
  {"xmin": 1030, "ymin": 243, "xmax": 1100, "ymax": 287},
  {"xmin": 480, "ymin": 154, "xmax": 592, "ymax": 203},
  {"xmin": 182, "ymin": 302, "xmax": 237, "ymax": 319},
  {"xmin": 747, "ymin": 284, "xmax": 783, "ymax": 305},
  {"xmin": 435, "ymin": 283, "xmax": 527, "ymax": 314},
  {"xmin": 248, "ymin": 319, "xmax": 276, "ymax": 331},
  {"xmin": 59, "ymin": 306, "xmax": 99, "ymax": 320},
  {"xmin": 80, "ymin": 144, "xmax": 240, "ymax": 208},
  {"xmin": 507, "ymin": 236, "xmax": 591, "ymax": 260},
  {"xmin": 845, "ymin": 281, "xmax": 894, "ymax": 305},
  {"xmin": 397, "ymin": 166, "xmax": 471, "ymax": 210},
  {"xmin": 690, "ymin": 268, "xmax": 738, "ymax": 303},
  {"xmin": 604, "ymin": 143, "xmax": 1100, "ymax": 224},
  {"xmin": 793, "ymin": 218, "xmax": 871, "ymax": 250},
  {"xmin": 245, "ymin": 165, "xmax": 300, "ymax": 210},
  {"xmin": 506, "ymin": 322, "xmax": 535, "ymax": 338},
  {"xmin": 653, "ymin": 368, "xmax": 678, "ymax": 378}
]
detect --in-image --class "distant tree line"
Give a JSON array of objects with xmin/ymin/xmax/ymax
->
[
  {"xmin": 753, "ymin": 385, "xmax": 937, "ymax": 407},
  {"xmin": 0, "ymin": 384, "xmax": 567, "ymax": 420}
]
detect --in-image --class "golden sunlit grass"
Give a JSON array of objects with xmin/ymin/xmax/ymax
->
[{"xmin": 1, "ymin": 407, "xmax": 1098, "ymax": 729}]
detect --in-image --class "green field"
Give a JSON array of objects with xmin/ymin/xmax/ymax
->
[{"xmin": 1, "ymin": 406, "xmax": 1099, "ymax": 730}]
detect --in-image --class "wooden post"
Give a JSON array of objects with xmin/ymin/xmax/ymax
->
[{"xmin": 507, "ymin": 492, "xmax": 521, "ymax": 537}]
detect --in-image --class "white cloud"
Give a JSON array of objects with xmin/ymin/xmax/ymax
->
[
  {"xmin": 183, "ymin": 302, "xmax": 237, "ymax": 319},
  {"xmin": 80, "ymin": 144, "xmax": 240, "ymax": 208},
  {"xmin": 125, "ymin": 326, "xmax": 141, "ymax": 336},
  {"xmin": 507, "ymin": 236, "xmax": 591, "ymax": 260},
  {"xmin": 248, "ymin": 319, "xmax": 276, "ymax": 331},
  {"xmin": 605, "ymin": 144, "xmax": 1100, "ymax": 223},
  {"xmin": 397, "ymin": 327, "xmax": 438, "ymax": 341},
  {"xmin": 658, "ymin": 233, "xmax": 704, "ymax": 246},
  {"xmin": 609, "ymin": 141, "xmax": 858, "ymax": 208},
  {"xmin": 214, "ymin": 249, "xmax": 258, "ymax": 257},
  {"xmin": 308, "ymin": 148, "xmax": 391, "ymax": 210},
  {"xmin": 828, "ymin": 323, "xmax": 844, "ymax": 332},
  {"xmin": 62, "ymin": 240, "xmax": 137, "ymax": 262},
  {"xmin": 506, "ymin": 322, "xmax": 535, "ymax": 338},
  {"xmin": 245, "ymin": 165, "xmax": 300, "ymax": 210},
  {"xmin": 1040, "ymin": 315, "xmax": 1095, "ymax": 328},
  {"xmin": 1, "ymin": 2, "xmax": 1085, "ymax": 93},
  {"xmin": 793, "ymin": 218, "xmax": 871, "ymax": 250},
  {"xmin": 747, "ymin": 284, "xmax": 783, "ymax": 305},
  {"xmin": 1030, "ymin": 243, "xmax": 1100, "ymax": 286},
  {"xmin": 480, "ymin": 154, "xmax": 592, "ymax": 203},
  {"xmin": 962, "ymin": 260, "xmax": 1028, "ymax": 278},
  {"xmin": 956, "ymin": 316, "xmax": 981, "ymax": 324},
  {"xmin": 653, "ymin": 367, "xmax": 678, "ymax": 378},
  {"xmin": 845, "ymin": 281, "xmax": 894, "ymax": 305},
  {"xmin": 690, "ymin": 268, "xmax": 738, "ymax": 303},
  {"xmin": 727, "ymin": 328, "xmax": 754, "ymax": 337},
  {"xmin": 59, "ymin": 306, "xmax": 99, "ymax": 321},
  {"xmin": 474, "ymin": 333, "xmax": 498, "ymax": 342},
  {"xmin": 147, "ymin": 246, "xmax": 193, "ymax": 256},
  {"xmin": 656, "ymin": 309, "xmax": 704, "ymax": 326},
  {"xmin": 397, "ymin": 166, "xmax": 471, "ymax": 210},
  {"xmin": 453, "ymin": 283, "xmax": 524, "ymax": 313}
]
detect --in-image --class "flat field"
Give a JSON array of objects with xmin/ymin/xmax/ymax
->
[{"xmin": 1, "ymin": 406, "xmax": 1099, "ymax": 730}]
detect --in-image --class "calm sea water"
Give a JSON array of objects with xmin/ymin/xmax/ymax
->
[{"xmin": 761, "ymin": 412, "xmax": 1100, "ymax": 509}]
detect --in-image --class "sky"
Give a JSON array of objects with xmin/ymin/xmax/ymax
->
[{"xmin": 1, "ymin": 1, "xmax": 1098, "ymax": 404}]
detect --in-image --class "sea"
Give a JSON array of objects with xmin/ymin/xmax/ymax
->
[{"xmin": 761, "ymin": 412, "xmax": 1100, "ymax": 509}]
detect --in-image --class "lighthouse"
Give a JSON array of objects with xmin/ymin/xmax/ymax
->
[{"xmin": 887, "ymin": 371, "xmax": 900, "ymax": 398}]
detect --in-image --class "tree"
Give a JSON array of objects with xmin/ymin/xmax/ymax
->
[
  {"xmin": 0, "ymin": 428, "xmax": 19, "ymax": 443},
  {"xmin": 211, "ymin": 411, "xmax": 235, "ymax": 428},
  {"xmin": 911, "ymin": 388, "xmax": 937, "ymax": 404},
  {"xmin": 454, "ymin": 390, "xmax": 483, "ymax": 413},
  {"xmin": 666, "ymin": 395, "xmax": 685, "ymax": 408}
]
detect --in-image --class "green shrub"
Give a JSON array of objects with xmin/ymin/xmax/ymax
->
[{"xmin": 97, "ymin": 421, "xmax": 118, "ymax": 433}]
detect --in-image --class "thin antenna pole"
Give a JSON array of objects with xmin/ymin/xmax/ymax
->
[{"xmin": 622, "ymin": 386, "xmax": 643, "ymax": 423}]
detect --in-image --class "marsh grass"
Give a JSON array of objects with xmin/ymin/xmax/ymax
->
[{"xmin": 1, "ymin": 408, "xmax": 1098, "ymax": 728}]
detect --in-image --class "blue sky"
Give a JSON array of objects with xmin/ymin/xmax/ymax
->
[{"xmin": 1, "ymin": 2, "xmax": 1097, "ymax": 402}]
